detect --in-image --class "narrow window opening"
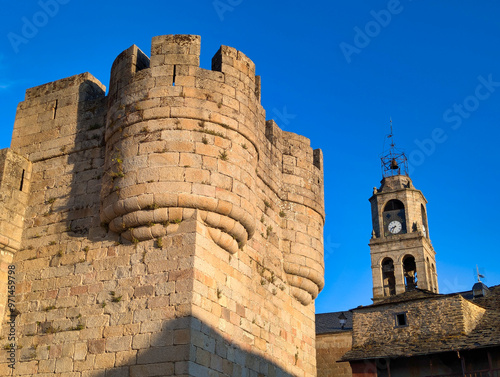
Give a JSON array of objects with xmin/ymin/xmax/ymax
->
[
  {"xmin": 395, "ymin": 312, "xmax": 408, "ymax": 327},
  {"xmin": 431, "ymin": 264, "xmax": 437, "ymax": 292},
  {"xmin": 53, "ymin": 99, "xmax": 58, "ymax": 119},
  {"xmin": 421, "ymin": 204, "xmax": 429, "ymax": 238},
  {"xmin": 173, "ymin": 65, "xmax": 176, "ymax": 86},
  {"xmin": 426, "ymin": 257, "xmax": 433, "ymax": 292},
  {"xmin": 19, "ymin": 169, "xmax": 25, "ymax": 191}
]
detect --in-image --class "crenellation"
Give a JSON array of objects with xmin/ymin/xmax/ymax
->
[
  {"xmin": 12, "ymin": 73, "xmax": 106, "ymax": 166},
  {"xmin": 24, "ymin": 73, "xmax": 105, "ymax": 102}
]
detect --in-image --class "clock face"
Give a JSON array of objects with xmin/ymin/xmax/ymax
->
[{"xmin": 388, "ymin": 220, "xmax": 402, "ymax": 234}]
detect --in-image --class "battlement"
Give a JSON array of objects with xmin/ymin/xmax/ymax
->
[
  {"xmin": 24, "ymin": 72, "xmax": 106, "ymax": 101},
  {"xmin": 1, "ymin": 34, "xmax": 325, "ymax": 376}
]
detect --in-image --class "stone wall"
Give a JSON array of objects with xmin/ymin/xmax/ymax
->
[
  {"xmin": 0, "ymin": 34, "xmax": 325, "ymax": 376},
  {"xmin": 0, "ymin": 150, "xmax": 32, "ymax": 323},
  {"xmin": 316, "ymin": 331, "xmax": 352, "ymax": 377},
  {"xmin": 352, "ymin": 295, "xmax": 484, "ymax": 349}
]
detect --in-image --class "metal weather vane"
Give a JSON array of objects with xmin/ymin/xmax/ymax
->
[{"xmin": 476, "ymin": 265, "xmax": 485, "ymax": 282}]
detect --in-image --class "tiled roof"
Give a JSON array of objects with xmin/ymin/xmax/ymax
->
[
  {"xmin": 316, "ymin": 311, "xmax": 353, "ymax": 334},
  {"xmin": 340, "ymin": 285, "xmax": 500, "ymax": 361}
]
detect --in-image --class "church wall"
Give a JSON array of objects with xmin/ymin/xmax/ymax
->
[
  {"xmin": 316, "ymin": 331, "xmax": 352, "ymax": 377},
  {"xmin": 351, "ymin": 295, "xmax": 476, "ymax": 348}
]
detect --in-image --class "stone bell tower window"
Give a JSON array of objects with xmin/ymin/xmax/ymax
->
[
  {"xmin": 383, "ymin": 199, "xmax": 406, "ymax": 236},
  {"xmin": 403, "ymin": 255, "xmax": 417, "ymax": 291},
  {"xmin": 384, "ymin": 199, "xmax": 404, "ymax": 211},
  {"xmin": 382, "ymin": 258, "xmax": 396, "ymax": 296}
]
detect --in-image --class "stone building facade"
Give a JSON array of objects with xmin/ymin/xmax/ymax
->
[
  {"xmin": 0, "ymin": 34, "xmax": 325, "ymax": 376},
  {"xmin": 316, "ymin": 168, "xmax": 500, "ymax": 376},
  {"xmin": 369, "ymin": 174, "xmax": 438, "ymax": 301},
  {"xmin": 343, "ymin": 286, "xmax": 500, "ymax": 376},
  {"xmin": 315, "ymin": 312, "xmax": 352, "ymax": 377}
]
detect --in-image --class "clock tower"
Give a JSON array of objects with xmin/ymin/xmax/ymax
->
[{"xmin": 369, "ymin": 126, "xmax": 438, "ymax": 302}]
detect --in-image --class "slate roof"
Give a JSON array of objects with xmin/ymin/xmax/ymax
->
[
  {"xmin": 340, "ymin": 285, "xmax": 500, "ymax": 361},
  {"xmin": 366, "ymin": 288, "xmax": 440, "ymax": 307},
  {"xmin": 316, "ymin": 311, "xmax": 353, "ymax": 334}
]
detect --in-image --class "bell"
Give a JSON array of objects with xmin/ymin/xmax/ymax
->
[{"xmin": 390, "ymin": 158, "xmax": 399, "ymax": 170}]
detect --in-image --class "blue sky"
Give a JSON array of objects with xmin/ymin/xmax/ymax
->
[{"xmin": 1, "ymin": 1, "xmax": 499, "ymax": 313}]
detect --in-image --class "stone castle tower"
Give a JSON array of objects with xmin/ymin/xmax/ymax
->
[
  {"xmin": 0, "ymin": 35, "xmax": 325, "ymax": 376},
  {"xmin": 369, "ymin": 137, "xmax": 438, "ymax": 302}
]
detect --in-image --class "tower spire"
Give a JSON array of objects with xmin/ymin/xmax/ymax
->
[{"xmin": 380, "ymin": 119, "xmax": 408, "ymax": 178}]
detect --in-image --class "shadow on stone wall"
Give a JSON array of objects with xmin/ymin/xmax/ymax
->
[
  {"xmin": 56, "ymin": 81, "xmax": 297, "ymax": 376},
  {"xmin": 87, "ymin": 315, "xmax": 295, "ymax": 377},
  {"xmin": 65, "ymin": 79, "xmax": 108, "ymax": 242}
]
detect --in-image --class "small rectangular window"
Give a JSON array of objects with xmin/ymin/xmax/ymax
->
[{"xmin": 394, "ymin": 312, "xmax": 408, "ymax": 328}]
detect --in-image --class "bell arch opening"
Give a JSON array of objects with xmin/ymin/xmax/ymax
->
[
  {"xmin": 384, "ymin": 199, "xmax": 404, "ymax": 211},
  {"xmin": 381, "ymin": 258, "xmax": 396, "ymax": 296},
  {"xmin": 403, "ymin": 255, "xmax": 417, "ymax": 291}
]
